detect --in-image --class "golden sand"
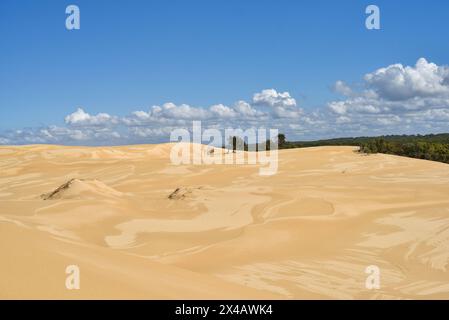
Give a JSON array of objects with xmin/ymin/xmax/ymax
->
[{"xmin": 1, "ymin": 144, "xmax": 449, "ymax": 299}]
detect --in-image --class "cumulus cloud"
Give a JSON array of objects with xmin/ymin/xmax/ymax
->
[
  {"xmin": 333, "ymin": 80, "xmax": 354, "ymax": 97},
  {"xmin": 418, "ymin": 108, "xmax": 449, "ymax": 121},
  {"xmin": 123, "ymin": 104, "xmax": 207, "ymax": 127},
  {"xmin": 253, "ymin": 89, "xmax": 297, "ymax": 108},
  {"xmin": 327, "ymin": 58, "xmax": 449, "ymax": 133},
  {"xmin": 252, "ymin": 89, "xmax": 302, "ymax": 118},
  {"xmin": 375, "ymin": 115, "xmax": 402, "ymax": 126},
  {"xmin": 210, "ymin": 104, "xmax": 237, "ymax": 118},
  {"xmin": 336, "ymin": 116, "xmax": 351, "ymax": 124},
  {"xmin": 233, "ymin": 100, "xmax": 262, "ymax": 117},
  {"xmin": 364, "ymin": 58, "xmax": 449, "ymax": 101},
  {"xmin": 129, "ymin": 126, "xmax": 174, "ymax": 138},
  {"xmin": 152, "ymin": 103, "xmax": 210, "ymax": 120},
  {"xmin": 328, "ymin": 99, "xmax": 381, "ymax": 115},
  {"xmin": 127, "ymin": 100, "xmax": 265, "ymax": 125},
  {"xmin": 65, "ymin": 108, "xmax": 118, "ymax": 126}
]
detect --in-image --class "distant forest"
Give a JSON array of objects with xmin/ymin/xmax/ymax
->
[
  {"xmin": 229, "ymin": 133, "xmax": 449, "ymax": 165},
  {"xmin": 283, "ymin": 133, "xmax": 449, "ymax": 164}
]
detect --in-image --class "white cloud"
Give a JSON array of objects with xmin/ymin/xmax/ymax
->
[
  {"xmin": 333, "ymin": 80, "xmax": 353, "ymax": 97},
  {"xmin": 129, "ymin": 126, "xmax": 173, "ymax": 138},
  {"xmin": 273, "ymin": 106, "xmax": 302, "ymax": 118},
  {"xmin": 419, "ymin": 108, "xmax": 449, "ymax": 121},
  {"xmin": 153, "ymin": 102, "xmax": 210, "ymax": 120},
  {"xmin": 328, "ymin": 98, "xmax": 381, "ymax": 115},
  {"xmin": 65, "ymin": 108, "xmax": 117, "ymax": 126},
  {"xmin": 132, "ymin": 110, "xmax": 151, "ymax": 120},
  {"xmin": 128, "ymin": 103, "xmax": 211, "ymax": 125},
  {"xmin": 364, "ymin": 58, "xmax": 449, "ymax": 101},
  {"xmin": 253, "ymin": 89, "xmax": 297, "ymax": 108},
  {"xmin": 327, "ymin": 58, "xmax": 449, "ymax": 133},
  {"xmin": 336, "ymin": 116, "xmax": 351, "ymax": 124},
  {"xmin": 0, "ymin": 125, "xmax": 123, "ymax": 145},
  {"xmin": 233, "ymin": 100, "xmax": 262, "ymax": 117},
  {"xmin": 375, "ymin": 115, "xmax": 401, "ymax": 126},
  {"xmin": 253, "ymin": 89, "xmax": 302, "ymax": 118},
  {"xmin": 0, "ymin": 137, "xmax": 10, "ymax": 144},
  {"xmin": 210, "ymin": 104, "xmax": 237, "ymax": 118},
  {"xmin": 125, "ymin": 97, "xmax": 268, "ymax": 127}
]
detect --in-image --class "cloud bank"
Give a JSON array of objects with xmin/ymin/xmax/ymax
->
[{"xmin": 2, "ymin": 58, "xmax": 449, "ymax": 145}]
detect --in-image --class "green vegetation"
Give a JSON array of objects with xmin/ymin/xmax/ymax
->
[
  {"xmin": 358, "ymin": 137, "xmax": 449, "ymax": 163},
  {"xmin": 277, "ymin": 133, "xmax": 286, "ymax": 148},
  {"xmin": 284, "ymin": 133, "xmax": 449, "ymax": 164},
  {"xmin": 224, "ymin": 132, "xmax": 449, "ymax": 165}
]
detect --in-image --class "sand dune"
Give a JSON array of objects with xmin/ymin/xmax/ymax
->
[
  {"xmin": 1, "ymin": 144, "xmax": 449, "ymax": 299},
  {"xmin": 41, "ymin": 178, "xmax": 123, "ymax": 200}
]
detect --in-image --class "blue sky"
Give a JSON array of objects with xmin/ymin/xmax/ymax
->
[{"xmin": 1, "ymin": 0, "xmax": 449, "ymax": 145}]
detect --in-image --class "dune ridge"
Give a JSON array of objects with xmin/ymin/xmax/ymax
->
[{"xmin": 40, "ymin": 178, "xmax": 123, "ymax": 200}]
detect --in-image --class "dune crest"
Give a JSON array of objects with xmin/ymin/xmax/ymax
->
[
  {"xmin": 168, "ymin": 186, "xmax": 204, "ymax": 200},
  {"xmin": 40, "ymin": 178, "xmax": 122, "ymax": 200}
]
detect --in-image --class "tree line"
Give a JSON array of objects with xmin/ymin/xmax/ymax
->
[
  {"xmin": 226, "ymin": 133, "xmax": 449, "ymax": 165},
  {"xmin": 359, "ymin": 138, "xmax": 449, "ymax": 163}
]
